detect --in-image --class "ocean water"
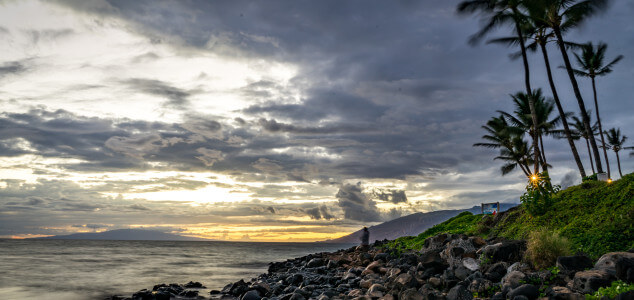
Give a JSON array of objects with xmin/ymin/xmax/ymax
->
[{"xmin": 0, "ymin": 239, "xmax": 353, "ymax": 300}]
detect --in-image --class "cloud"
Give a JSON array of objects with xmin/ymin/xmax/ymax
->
[
  {"xmin": 335, "ymin": 183, "xmax": 381, "ymax": 222},
  {"xmin": 305, "ymin": 205, "xmax": 334, "ymax": 220},
  {"xmin": 372, "ymin": 189, "xmax": 408, "ymax": 204},
  {"xmin": 0, "ymin": 60, "xmax": 28, "ymax": 78},
  {"xmin": 122, "ymin": 78, "xmax": 193, "ymax": 108},
  {"xmin": 195, "ymin": 148, "xmax": 224, "ymax": 167},
  {"xmin": 559, "ymin": 171, "xmax": 579, "ymax": 190},
  {"xmin": 105, "ymin": 134, "xmax": 163, "ymax": 159}
]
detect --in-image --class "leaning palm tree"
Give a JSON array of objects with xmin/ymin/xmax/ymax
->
[
  {"xmin": 571, "ymin": 42, "xmax": 623, "ymax": 178},
  {"xmin": 498, "ymin": 89, "xmax": 562, "ymax": 171},
  {"xmin": 568, "ymin": 114, "xmax": 599, "ymax": 174},
  {"xmin": 605, "ymin": 128, "xmax": 627, "ymax": 177},
  {"xmin": 525, "ymin": 0, "xmax": 610, "ymax": 174},
  {"xmin": 458, "ymin": 0, "xmax": 542, "ymax": 175},
  {"xmin": 474, "ymin": 115, "xmax": 532, "ymax": 177},
  {"xmin": 515, "ymin": 3, "xmax": 587, "ymax": 177}
]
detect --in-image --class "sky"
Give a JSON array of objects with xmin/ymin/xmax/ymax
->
[{"xmin": 1, "ymin": 0, "xmax": 633, "ymax": 241}]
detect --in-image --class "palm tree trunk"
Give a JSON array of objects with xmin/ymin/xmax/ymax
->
[
  {"xmin": 515, "ymin": 16, "xmax": 540, "ymax": 175},
  {"xmin": 616, "ymin": 151, "xmax": 622, "ymax": 177},
  {"xmin": 591, "ymin": 76, "xmax": 611, "ymax": 178},
  {"xmin": 539, "ymin": 42, "xmax": 586, "ymax": 177},
  {"xmin": 539, "ymin": 133, "xmax": 548, "ymax": 171},
  {"xmin": 585, "ymin": 138, "xmax": 595, "ymax": 174},
  {"xmin": 553, "ymin": 26, "xmax": 603, "ymax": 173}
]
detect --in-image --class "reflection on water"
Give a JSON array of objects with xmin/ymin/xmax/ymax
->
[{"xmin": 0, "ymin": 239, "xmax": 352, "ymax": 300}]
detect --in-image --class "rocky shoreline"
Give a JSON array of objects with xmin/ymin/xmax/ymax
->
[{"xmin": 109, "ymin": 234, "xmax": 634, "ymax": 300}]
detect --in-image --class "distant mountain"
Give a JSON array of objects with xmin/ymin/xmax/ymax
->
[
  {"xmin": 323, "ymin": 203, "xmax": 517, "ymax": 244},
  {"xmin": 33, "ymin": 229, "xmax": 211, "ymax": 241}
]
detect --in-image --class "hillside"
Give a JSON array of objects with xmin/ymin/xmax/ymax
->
[
  {"xmin": 325, "ymin": 203, "xmax": 517, "ymax": 243},
  {"xmin": 34, "ymin": 229, "xmax": 211, "ymax": 241},
  {"xmin": 388, "ymin": 173, "xmax": 634, "ymax": 258}
]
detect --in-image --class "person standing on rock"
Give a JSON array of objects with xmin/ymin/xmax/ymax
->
[{"xmin": 360, "ymin": 227, "xmax": 369, "ymax": 247}]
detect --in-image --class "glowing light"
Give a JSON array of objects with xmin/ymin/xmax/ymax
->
[{"xmin": 607, "ymin": 178, "xmax": 613, "ymax": 184}]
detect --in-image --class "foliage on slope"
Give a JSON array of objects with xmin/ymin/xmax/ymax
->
[{"xmin": 387, "ymin": 173, "xmax": 634, "ymax": 258}]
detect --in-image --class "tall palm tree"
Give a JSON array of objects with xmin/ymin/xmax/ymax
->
[
  {"xmin": 568, "ymin": 114, "xmax": 599, "ymax": 174},
  {"xmin": 525, "ymin": 0, "xmax": 610, "ymax": 174},
  {"xmin": 458, "ymin": 0, "xmax": 541, "ymax": 175},
  {"xmin": 571, "ymin": 42, "xmax": 623, "ymax": 178},
  {"xmin": 605, "ymin": 128, "xmax": 627, "ymax": 177},
  {"xmin": 518, "ymin": 3, "xmax": 587, "ymax": 177},
  {"xmin": 474, "ymin": 115, "xmax": 532, "ymax": 176},
  {"xmin": 498, "ymin": 89, "xmax": 562, "ymax": 171}
]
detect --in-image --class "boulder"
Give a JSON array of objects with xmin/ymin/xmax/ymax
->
[
  {"xmin": 571, "ymin": 269, "xmax": 613, "ymax": 294},
  {"xmin": 462, "ymin": 258, "xmax": 480, "ymax": 271},
  {"xmin": 307, "ymin": 258, "xmax": 326, "ymax": 268},
  {"xmin": 507, "ymin": 284, "xmax": 539, "ymax": 300},
  {"xmin": 454, "ymin": 266, "xmax": 472, "ymax": 281},
  {"xmin": 419, "ymin": 250, "xmax": 447, "ymax": 274},
  {"xmin": 446, "ymin": 285, "xmax": 473, "ymax": 300},
  {"xmin": 484, "ymin": 262, "xmax": 508, "ymax": 282},
  {"xmin": 556, "ymin": 255, "xmax": 593, "ymax": 275},
  {"xmin": 501, "ymin": 271, "xmax": 526, "ymax": 290},
  {"xmin": 545, "ymin": 286, "xmax": 584, "ymax": 300},
  {"xmin": 394, "ymin": 273, "xmax": 415, "ymax": 289},
  {"xmin": 467, "ymin": 278, "xmax": 493, "ymax": 295},
  {"xmin": 399, "ymin": 288, "xmax": 423, "ymax": 300},
  {"xmin": 184, "ymin": 281, "xmax": 206, "ymax": 288},
  {"xmin": 481, "ymin": 240, "xmax": 526, "ymax": 264},
  {"xmin": 241, "ymin": 290, "xmax": 262, "ymax": 300},
  {"xmin": 441, "ymin": 237, "xmax": 477, "ymax": 268},
  {"xmin": 615, "ymin": 257, "xmax": 634, "ymax": 283},
  {"xmin": 595, "ymin": 252, "xmax": 634, "ymax": 275}
]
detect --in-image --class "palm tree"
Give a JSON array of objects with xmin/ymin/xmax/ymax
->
[
  {"xmin": 474, "ymin": 115, "xmax": 532, "ymax": 176},
  {"xmin": 571, "ymin": 42, "xmax": 623, "ymax": 178},
  {"xmin": 568, "ymin": 114, "xmax": 599, "ymax": 174},
  {"xmin": 525, "ymin": 0, "xmax": 610, "ymax": 174},
  {"xmin": 518, "ymin": 3, "xmax": 587, "ymax": 177},
  {"xmin": 498, "ymin": 89, "xmax": 562, "ymax": 171},
  {"xmin": 569, "ymin": 114, "xmax": 599, "ymax": 174},
  {"xmin": 458, "ymin": 0, "xmax": 541, "ymax": 175},
  {"xmin": 605, "ymin": 128, "xmax": 627, "ymax": 177}
]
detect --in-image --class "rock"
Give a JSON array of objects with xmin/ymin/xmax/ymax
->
[
  {"xmin": 326, "ymin": 260, "xmax": 338, "ymax": 269},
  {"xmin": 556, "ymin": 256, "xmax": 593, "ymax": 274},
  {"xmin": 511, "ymin": 296, "xmax": 529, "ymax": 300},
  {"xmin": 501, "ymin": 271, "xmax": 526, "ymax": 290},
  {"xmin": 307, "ymin": 258, "xmax": 326, "ymax": 268},
  {"xmin": 572, "ymin": 269, "xmax": 613, "ymax": 294},
  {"xmin": 441, "ymin": 237, "xmax": 477, "ymax": 268},
  {"xmin": 288, "ymin": 293, "xmax": 305, "ymax": 300},
  {"xmin": 380, "ymin": 294, "xmax": 395, "ymax": 300},
  {"xmin": 615, "ymin": 257, "xmax": 634, "ymax": 283},
  {"xmin": 546, "ymin": 286, "xmax": 584, "ymax": 300},
  {"xmin": 399, "ymin": 288, "xmax": 423, "ymax": 300},
  {"xmin": 481, "ymin": 240, "xmax": 526, "ymax": 264},
  {"xmin": 468, "ymin": 278, "xmax": 493, "ymax": 295},
  {"xmin": 454, "ymin": 266, "xmax": 472, "ymax": 281},
  {"xmin": 462, "ymin": 258, "xmax": 480, "ymax": 271},
  {"xmin": 484, "ymin": 262, "xmax": 508, "ymax": 282},
  {"xmin": 184, "ymin": 281, "xmax": 205, "ymax": 288},
  {"xmin": 507, "ymin": 262, "xmax": 531, "ymax": 274},
  {"xmin": 180, "ymin": 290, "xmax": 199, "ymax": 297},
  {"xmin": 470, "ymin": 236, "xmax": 487, "ymax": 248},
  {"xmin": 507, "ymin": 284, "xmax": 539, "ymax": 300},
  {"xmin": 241, "ymin": 290, "xmax": 262, "ymax": 300},
  {"xmin": 446, "ymin": 285, "xmax": 472, "ymax": 300},
  {"xmin": 224, "ymin": 280, "xmax": 250, "ymax": 296},
  {"xmin": 595, "ymin": 252, "xmax": 634, "ymax": 275},
  {"xmin": 359, "ymin": 278, "xmax": 373, "ymax": 289},
  {"xmin": 374, "ymin": 253, "xmax": 390, "ymax": 262},
  {"xmin": 394, "ymin": 273, "xmax": 415, "ymax": 289},
  {"xmin": 428, "ymin": 277, "xmax": 442, "ymax": 288},
  {"xmin": 347, "ymin": 289, "xmax": 363, "ymax": 297},
  {"xmin": 153, "ymin": 291, "xmax": 171, "ymax": 300},
  {"xmin": 286, "ymin": 274, "xmax": 304, "ymax": 286}
]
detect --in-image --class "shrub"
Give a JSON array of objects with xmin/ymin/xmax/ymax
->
[
  {"xmin": 525, "ymin": 228, "xmax": 571, "ymax": 269},
  {"xmin": 520, "ymin": 172, "xmax": 560, "ymax": 216},
  {"xmin": 586, "ymin": 280, "xmax": 634, "ymax": 300}
]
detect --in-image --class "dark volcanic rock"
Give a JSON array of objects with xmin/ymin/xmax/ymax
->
[
  {"xmin": 616, "ymin": 257, "xmax": 634, "ymax": 283},
  {"xmin": 481, "ymin": 240, "xmax": 526, "ymax": 263},
  {"xmin": 241, "ymin": 290, "xmax": 261, "ymax": 300},
  {"xmin": 556, "ymin": 255, "xmax": 593, "ymax": 275},
  {"xmin": 572, "ymin": 269, "xmax": 613, "ymax": 294},
  {"xmin": 446, "ymin": 284, "xmax": 472, "ymax": 300},
  {"xmin": 507, "ymin": 284, "xmax": 539, "ymax": 300}
]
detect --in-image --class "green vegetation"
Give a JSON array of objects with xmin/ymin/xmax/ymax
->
[
  {"xmin": 385, "ymin": 211, "xmax": 482, "ymax": 251},
  {"xmin": 525, "ymin": 228, "xmax": 571, "ymax": 269},
  {"xmin": 521, "ymin": 172, "xmax": 560, "ymax": 216},
  {"xmin": 387, "ymin": 173, "xmax": 634, "ymax": 259},
  {"xmin": 586, "ymin": 280, "xmax": 634, "ymax": 300}
]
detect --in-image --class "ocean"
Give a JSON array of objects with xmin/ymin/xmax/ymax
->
[{"xmin": 0, "ymin": 239, "xmax": 353, "ymax": 300}]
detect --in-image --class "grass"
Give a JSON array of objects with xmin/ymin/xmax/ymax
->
[
  {"xmin": 386, "ymin": 173, "xmax": 634, "ymax": 259},
  {"xmin": 525, "ymin": 228, "xmax": 572, "ymax": 269}
]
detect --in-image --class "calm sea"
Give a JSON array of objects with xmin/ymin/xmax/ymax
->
[{"xmin": 0, "ymin": 239, "xmax": 353, "ymax": 300}]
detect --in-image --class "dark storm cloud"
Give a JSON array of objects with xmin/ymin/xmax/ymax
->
[
  {"xmin": 335, "ymin": 183, "xmax": 381, "ymax": 222},
  {"xmin": 0, "ymin": 60, "xmax": 28, "ymax": 78},
  {"xmin": 372, "ymin": 189, "xmax": 408, "ymax": 204},
  {"xmin": 122, "ymin": 78, "xmax": 193, "ymax": 108},
  {"xmin": 305, "ymin": 205, "xmax": 334, "ymax": 220}
]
